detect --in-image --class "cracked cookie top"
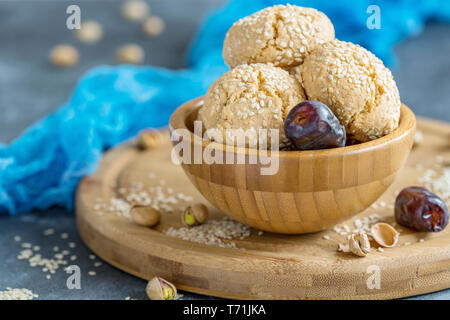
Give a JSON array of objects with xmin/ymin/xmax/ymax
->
[
  {"xmin": 223, "ymin": 4, "xmax": 335, "ymax": 69},
  {"xmin": 301, "ymin": 39, "xmax": 401, "ymax": 142},
  {"xmin": 197, "ymin": 63, "xmax": 306, "ymax": 149}
]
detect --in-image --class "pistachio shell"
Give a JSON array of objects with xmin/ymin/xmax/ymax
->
[
  {"xmin": 181, "ymin": 204, "xmax": 208, "ymax": 227},
  {"xmin": 348, "ymin": 232, "xmax": 371, "ymax": 257},
  {"xmin": 371, "ymin": 222, "xmax": 399, "ymax": 248},
  {"xmin": 130, "ymin": 205, "xmax": 161, "ymax": 227},
  {"xmin": 337, "ymin": 243, "xmax": 350, "ymax": 253},
  {"xmin": 146, "ymin": 277, "xmax": 177, "ymax": 300}
]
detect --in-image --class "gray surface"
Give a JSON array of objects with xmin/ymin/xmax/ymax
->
[{"xmin": 0, "ymin": 0, "xmax": 449, "ymax": 300}]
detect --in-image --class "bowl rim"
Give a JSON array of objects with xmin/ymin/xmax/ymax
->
[{"xmin": 169, "ymin": 96, "xmax": 416, "ymax": 157}]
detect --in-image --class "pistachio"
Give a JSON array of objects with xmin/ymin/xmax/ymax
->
[
  {"xmin": 137, "ymin": 130, "xmax": 163, "ymax": 149},
  {"xmin": 181, "ymin": 204, "xmax": 208, "ymax": 227},
  {"xmin": 146, "ymin": 277, "xmax": 177, "ymax": 300},
  {"xmin": 130, "ymin": 205, "xmax": 160, "ymax": 228},
  {"xmin": 371, "ymin": 222, "xmax": 399, "ymax": 247},
  {"xmin": 348, "ymin": 232, "xmax": 371, "ymax": 257}
]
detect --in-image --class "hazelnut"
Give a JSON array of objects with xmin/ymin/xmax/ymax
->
[
  {"xmin": 181, "ymin": 204, "xmax": 208, "ymax": 227},
  {"xmin": 137, "ymin": 130, "xmax": 163, "ymax": 149},
  {"xmin": 121, "ymin": 0, "xmax": 149, "ymax": 21},
  {"xmin": 76, "ymin": 20, "xmax": 103, "ymax": 43},
  {"xmin": 146, "ymin": 277, "xmax": 177, "ymax": 300},
  {"xmin": 49, "ymin": 44, "xmax": 79, "ymax": 68},
  {"xmin": 142, "ymin": 16, "xmax": 165, "ymax": 37},
  {"xmin": 130, "ymin": 205, "xmax": 160, "ymax": 227},
  {"xmin": 116, "ymin": 44, "xmax": 144, "ymax": 64}
]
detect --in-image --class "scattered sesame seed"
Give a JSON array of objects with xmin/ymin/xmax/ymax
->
[
  {"xmin": 164, "ymin": 217, "xmax": 250, "ymax": 248},
  {"xmin": 0, "ymin": 288, "xmax": 38, "ymax": 300},
  {"xmin": 43, "ymin": 229, "xmax": 55, "ymax": 236}
]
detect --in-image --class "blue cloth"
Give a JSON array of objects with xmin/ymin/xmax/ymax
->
[{"xmin": 1, "ymin": 0, "xmax": 450, "ymax": 215}]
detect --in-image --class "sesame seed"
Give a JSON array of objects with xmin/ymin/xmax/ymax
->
[
  {"xmin": 164, "ymin": 217, "xmax": 250, "ymax": 249},
  {"xmin": 43, "ymin": 229, "xmax": 55, "ymax": 236},
  {"xmin": 0, "ymin": 288, "xmax": 38, "ymax": 300}
]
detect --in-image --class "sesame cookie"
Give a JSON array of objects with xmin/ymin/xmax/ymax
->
[
  {"xmin": 198, "ymin": 63, "xmax": 306, "ymax": 149},
  {"xmin": 301, "ymin": 40, "xmax": 401, "ymax": 142},
  {"xmin": 223, "ymin": 4, "xmax": 335, "ymax": 69}
]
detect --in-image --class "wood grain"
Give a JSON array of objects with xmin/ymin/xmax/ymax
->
[
  {"xmin": 169, "ymin": 98, "xmax": 416, "ymax": 234},
  {"xmin": 76, "ymin": 117, "xmax": 450, "ymax": 299}
]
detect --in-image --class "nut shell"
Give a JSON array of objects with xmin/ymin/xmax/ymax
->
[
  {"xmin": 130, "ymin": 205, "xmax": 161, "ymax": 227},
  {"xmin": 146, "ymin": 277, "xmax": 177, "ymax": 300},
  {"xmin": 182, "ymin": 204, "xmax": 208, "ymax": 227},
  {"xmin": 348, "ymin": 232, "xmax": 371, "ymax": 257},
  {"xmin": 371, "ymin": 223, "xmax": 399, "ymax": 248}
]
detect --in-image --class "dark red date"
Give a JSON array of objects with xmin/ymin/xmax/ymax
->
[
  {"xmin": 395, "ymin": 186, "xmax": 448, "ymax": 232},
  {"xmin": 284, "ymin": 100, "xmax": 346, "ymax": 150}
]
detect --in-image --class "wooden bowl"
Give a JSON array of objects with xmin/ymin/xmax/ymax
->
[{"xmin": 169, "ymin": 97, "xmax": 416, "ymax": 234}]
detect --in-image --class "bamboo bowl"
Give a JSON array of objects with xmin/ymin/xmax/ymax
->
[{"xmin": 169, "ymin": 97, "xmax": 416, "ymax": 234}]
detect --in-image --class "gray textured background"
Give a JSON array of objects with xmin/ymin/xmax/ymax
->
[{"xmin": 0, "ymin": 0, "xmax": 449, "ymax": 300}]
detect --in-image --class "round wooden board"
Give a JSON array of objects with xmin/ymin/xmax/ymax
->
[{"xmin": 76, "ymin": 117, "xmax": 450, "ymax": 299}]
